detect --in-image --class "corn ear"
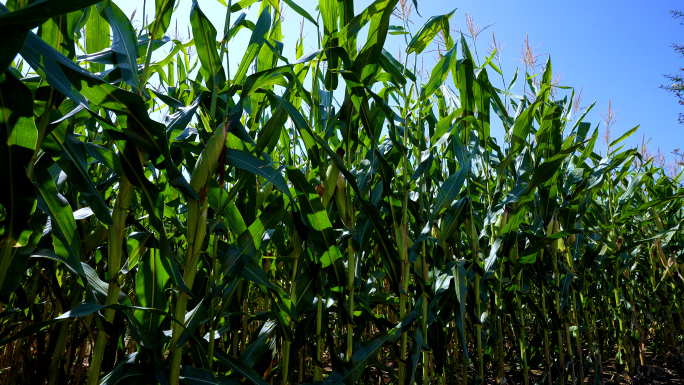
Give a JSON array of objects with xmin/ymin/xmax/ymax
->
[
  {"xmin": 493, "ymin": 211, "xmax": 507, "ymax": 238},
  {"xmin": 190, "ymin": 123, "xmax": 227, "ymax": 195},
  {"xmin": 323, "ymin": 164, "xmax": 340, "ymax": 207},
  {"xmin": 335, "ymin": 173, "xmax": 349, "ymax": 225}
]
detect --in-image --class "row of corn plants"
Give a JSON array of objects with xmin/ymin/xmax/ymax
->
[{"xmin": 0, "ymin": 0, "xmax": 683, "ymax": 384}]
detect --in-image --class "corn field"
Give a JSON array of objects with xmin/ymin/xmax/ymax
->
[{"xmin": 0, "ymin": 0, "xmax": 683, "ymax": 384}]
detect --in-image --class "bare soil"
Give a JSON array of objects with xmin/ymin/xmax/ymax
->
[{"xmin": 497, "ymin": 348, "xmax": 684, "ymax": 385}]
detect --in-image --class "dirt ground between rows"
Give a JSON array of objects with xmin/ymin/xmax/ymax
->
[{"xmin": 490, "ymin": 349, "xmax": 684, "ymax": 385}]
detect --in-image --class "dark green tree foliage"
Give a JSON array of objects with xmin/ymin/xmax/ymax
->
[{"xmin": 662, "ymin": 10, "xmax": 684, "ymax": 123}]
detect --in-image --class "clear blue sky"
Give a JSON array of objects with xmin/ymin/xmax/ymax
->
[{"xmin": 118, "ymin": 0, "xmax": 683, "ymax": 167}]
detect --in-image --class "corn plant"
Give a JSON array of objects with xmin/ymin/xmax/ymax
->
[{"xmin": 0, "ymin": 1, "xmax": 683, "ymax": 385}]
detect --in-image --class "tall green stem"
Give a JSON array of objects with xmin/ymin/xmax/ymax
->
[
  {"xmin": 314, "ymin": 293, "xmax": 323, "ymax": 381},
  {"xmin": 513, "ymin": 242, "xmax": 529, "ymax": 385},
  {"xmin": 86, "ymin": 177, "xmax": 134, "ymax": 385},
  {"xmin": 0, "ymin": 239, "xmax": 14, "ymax": 308},
  {"xmin": 397, "ymin": 107, "xmax": 411, "ymax": 385},
  {"xmin": 169, "ymin": 198, "xmax": 208, "ymax": 385},
  {"xmin": 466, "ymin": 210, "xmax": 483, "ymax": 381},
  {"xmin": 345, "ymin": 130, "xmax": 356, "ymax": 362},
  {"xmin": 542, "ymin": 282, "xmax": 552, "ymax": 385},
  {"xmin": 346, "ymin": 235, "xmax": 355, "ymax": 361}
]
